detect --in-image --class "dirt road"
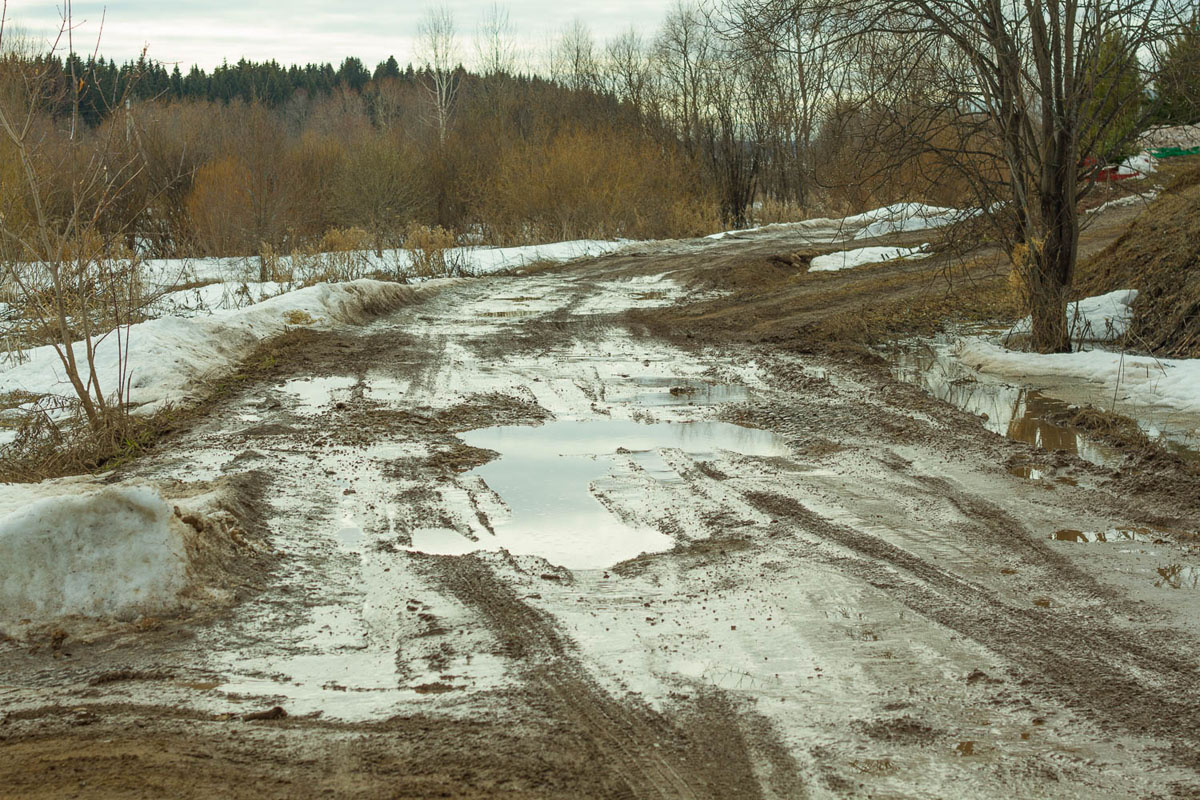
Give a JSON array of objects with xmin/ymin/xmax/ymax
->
[{"xmin": 3, "ymin": 219, "xmax": 1200, "ymax": 798}]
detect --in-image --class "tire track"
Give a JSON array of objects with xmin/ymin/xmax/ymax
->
[
  {"xmin": 426, "ymin": 554, "xmax": 784, "ymax": 799},
  {"xmin": 741, "ymin": 489, "xmax": 1200, "ymax": 771}
]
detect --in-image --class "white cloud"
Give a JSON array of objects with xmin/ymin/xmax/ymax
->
[{"xmin": 2, "ymin": 0, "xmax": 676, "ymax": 69}]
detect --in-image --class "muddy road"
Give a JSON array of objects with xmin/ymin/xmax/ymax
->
[{"xmin": 3, "ymin": 222, "xmax": 1200, "ymax": 799}]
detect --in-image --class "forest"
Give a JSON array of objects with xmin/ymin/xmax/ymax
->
[{"xmin": 1, "ymin": 4, "xmax": 1186, "ymax": 267}]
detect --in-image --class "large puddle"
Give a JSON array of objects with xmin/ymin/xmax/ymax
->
[
  {"xmin": 409, "ymin": 419, "xmax": 789, "ymax": 569},
  {"xmin": 889, "ymin": 340, "xmax": 1200, "ymax": 468}
]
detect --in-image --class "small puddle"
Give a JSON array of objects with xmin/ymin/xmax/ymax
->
[
  {"xmin": 1157, "ymin": 565, "xmax": 1200, "ymax": 589},
  {"xmin": 279, "ymin": 376, "xmax": 357, "ymax": 414},
  {"xmin": 477, "ymin": 310, "xmax": 538, "ymax": 318},
  {"xmin": 409, "ymin": 419, "xmax": 790, "ymax": 569}
]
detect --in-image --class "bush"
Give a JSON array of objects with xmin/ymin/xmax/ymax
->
[{"xmin": 402, "ymin": 223, "xmax": 467, "ymax": 277}]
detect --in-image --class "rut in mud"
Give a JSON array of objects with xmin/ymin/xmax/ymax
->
[{"xmin": 2, "ymin": 222, "xmax": 1200, "ymax": 799}]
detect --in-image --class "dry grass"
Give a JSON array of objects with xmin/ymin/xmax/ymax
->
[
  {"xmin": 0, "ymin": 329, "xmax": 320, "ymax": 483},
  {"xmin": 1076, "ymin": 156, "xmax": 1200, "ymax": 357}
]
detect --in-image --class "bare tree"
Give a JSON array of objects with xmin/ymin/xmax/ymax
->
[
  {"xmin": 0, "ymin": 3, "xmax": 176, "ymax": 437},
  {"xmin": 418, "ymin": 5, "xmax": 459, "ymax": 145},
  {"xmin": 475, "ymin": 3, "xmax": 517, "ymax": 77},
  {"xmin": 736, "ymin": 0, "xmax": 1188, "ymax": 352},
  {"xmin": 604, "ymin": 29, "xmax": 656, "ymax": 115},
  {"xmin": 553, "ymin": 20, "xmax": 600, "ymax": 93}
]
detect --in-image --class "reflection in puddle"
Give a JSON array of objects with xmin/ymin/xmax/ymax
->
[
  {"xmin": 630, "ymin": 377, "xmax": 752, "ymax": 407},
  {"xmin": 1051, "ymin": 528, "xmax": 1155, "ymax": 544},
  {"xmin": 1157, "ymin": 564, "xmax": 1200, "ymax": 589},
  {"xmin": 890, "ymin": 343, "xmax": 1117, "ymax": 466},
  {"xmin": 477, "ymin": 310, "xmax": 538, "ymax": 318},
  {"xmin": 410, "ymin": 419, "xmax": 790, "ymax": 569},
  {"xmin": 890, "ymin": 340, "xmax": 1200, "ymax": 466},
  {"xmin": 279, "ymin": 375, "xmax": 357, "ymax": 414}
]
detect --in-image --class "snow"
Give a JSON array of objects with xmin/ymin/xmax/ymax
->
[
  {"xmin": 1087, "ymin": 193, "xmax": 1156, "ymax": 215},
  {"xmin": 1006, "ymin": 289, "xmax": 1138, "ymax": 344},
  {"xmin": 147, "ymin": 281, "xmax": 289, "ymax": 318},
  {"xmin": 1116, "ymin": 152, "xmax": 1156, "ymax": 179},
  {"xmin": 809, "ymin": 245, "xmax": 931, "ymax": 272},
  {"xmin": 0, "ymin": 279, "xmax": 426, "ymax": 414},
  {"xmin": 0, "ymin": 484, "xmax": 188, "ymax": 623},
  {"xmin": 957, "ymin": 338, "xmax": 1200, "ymax": 414},
  {"xmin": 140, "ymin": 238, "xmax": 633, "ymax": 289},
  {"xmin": 705, "ymin": 202, "xmax": 972, "ymax": 242},
  {"xmin": 848, "ymin": 203, "xmax": 970, "ymax": 240}
]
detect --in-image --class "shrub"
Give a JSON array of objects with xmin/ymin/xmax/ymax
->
[{"xmin": 403, "ymin": 223, "xmax": 467, "ymax": 277}]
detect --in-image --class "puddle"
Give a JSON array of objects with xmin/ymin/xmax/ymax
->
[
  {"xmin": 409, "ymin": 419, "xmax": 790, "ymax": 569},
  {"xmin": 628, "ymin": 377, "xmax": 751, "ymax": 407},
  {"xmin": 889, "ymin": 342, "xmax": 1119, "ymax": 466},
  {"xmin": 889, "ymin": 338, "xmax": 1200, "ymax": 466},
  {"xmin": 477, "ymin": 310, "xmax": 538, "ymax": 318},
  {"xmin": 279, "ymin": 376, "xmax": 357, "ymax": 414},
  {"xmin": 1156, "ymin": 565, "xmax": 1200, "ymax": 589},
  {"xmin": 1051, "ymin": 528, "xmax": 1155, "ymax": 544}
]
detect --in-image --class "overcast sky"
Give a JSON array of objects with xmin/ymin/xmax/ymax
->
[{"xmin": 3, "ymin": 1, "xmax": 677, "ymax": 70}]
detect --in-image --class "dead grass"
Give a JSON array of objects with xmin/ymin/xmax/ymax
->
[
  {"xmin": 634, "ymin": 240, "xmax": 1018, "ymax": 355},
  {"xmin": 0, "ymin": 329, "xmax": 322, "ymax": 483},
  {"xmin": 1076, "ymin": 155, "xmax": 1200, "ymax": 357}
]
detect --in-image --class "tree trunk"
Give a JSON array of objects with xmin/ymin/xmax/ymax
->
[
  {"xmin": 1028, "ymin": 187, "xmax": 1078, "ymax": 353},
  {"xmin": 1028, "ymin": 260, "xmax": 1071, "ymax": 353}
]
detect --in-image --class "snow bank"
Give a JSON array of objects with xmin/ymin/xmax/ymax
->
[
  {"xmin": 464, "ymin": 239, "xmax": 632, "ymax": 272},
  {"xmin": 809, "ymin": 245, "xmax": 931, "ymax": 272},
  {"xmin": 849, "ymin": 203, "xmax": 970, "ymax": 240},
  {"xmin": 142, "ymin": 238, "xmax": 633, "ymax": 287},
  {"xmin": 1006, "ymin": 290, "xmax": 1138, "ymax": 344},
  {"xmin": 0, "ymin": 279, "xmax": 425, "ymax": 413},
  {"xmin": 0, "ymin": 485, "xmax": 187, "ymax": 622},
  {"xmin": 705, "ymin": 202, "xmax": 972, "ymax": 242},
  {"xmin": 957, "ymin": 338, "xmax": 1200, "ymax": 414},
  {"xmin": 1140, "ymin": 123, "xmax": 1200, "ymax": 150}
]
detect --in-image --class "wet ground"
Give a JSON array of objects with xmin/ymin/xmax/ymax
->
[
  {"xmin": 3, "ymin": 222, "xmax": 1200, "ymax": 798},
  {"xmin": 887, "ymin": 335, "xmax": 1200, "ymax": 470}
]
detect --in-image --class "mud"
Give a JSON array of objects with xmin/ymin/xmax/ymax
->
[{"xmin": 2, "ymin": 214, "xmax": 1200, "ymax": 798}]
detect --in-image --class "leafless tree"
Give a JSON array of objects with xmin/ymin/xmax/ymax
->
[
  {"xmin": 733, "ymin": 0, "xmax": 1189, "ymax": 352},
  {"xmin": 474, "ymin": 4, "xmax": 517, "ymax": 77},
  {"xmin": 552, "ymin": 20, "xmax": 600, "ymax": 93},
  {"xmin": 0, "ymin": 3, "xmax": 175, "ymax": 435},
  {"xmin": 418, "ymin": 5, "xmax": 459, "ymax": 145}
]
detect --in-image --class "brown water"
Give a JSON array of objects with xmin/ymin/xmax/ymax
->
[{"xmin": 889, "ymin": 341, "xmax": 1120, "ymax": 467}]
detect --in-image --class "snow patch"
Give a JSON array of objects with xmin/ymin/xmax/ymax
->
[
  {"xmin": 1117, "ymin": 152, "xmax": 1157, "ymax": 179},
  {"xmin": 957, "ymin": 338, "xmax": 1200, "ymax": 414},
  {"xmin": 809, "ymin": 245, "xmax": 931, "ymax": 272},
  {"xmin": 1006, "ymin": 289, "xmax": 1138, "ymax": 344},
  {"xmin": 849, "ymin": 203, "xmax": 970, "ymax": 240}
]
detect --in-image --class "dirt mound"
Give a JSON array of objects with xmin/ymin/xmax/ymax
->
[{"xmin": 1077, "ymin": 158, "xmax": 1200, "ymax": 357}]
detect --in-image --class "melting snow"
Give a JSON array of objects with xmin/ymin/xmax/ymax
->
[
  {"xmin": 0, "ymin": 484, "xmax": 187, "ymax": 623},
  {"xmin": 809, "ymin": 245, "xmax": 931, "ymax": 272}
]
